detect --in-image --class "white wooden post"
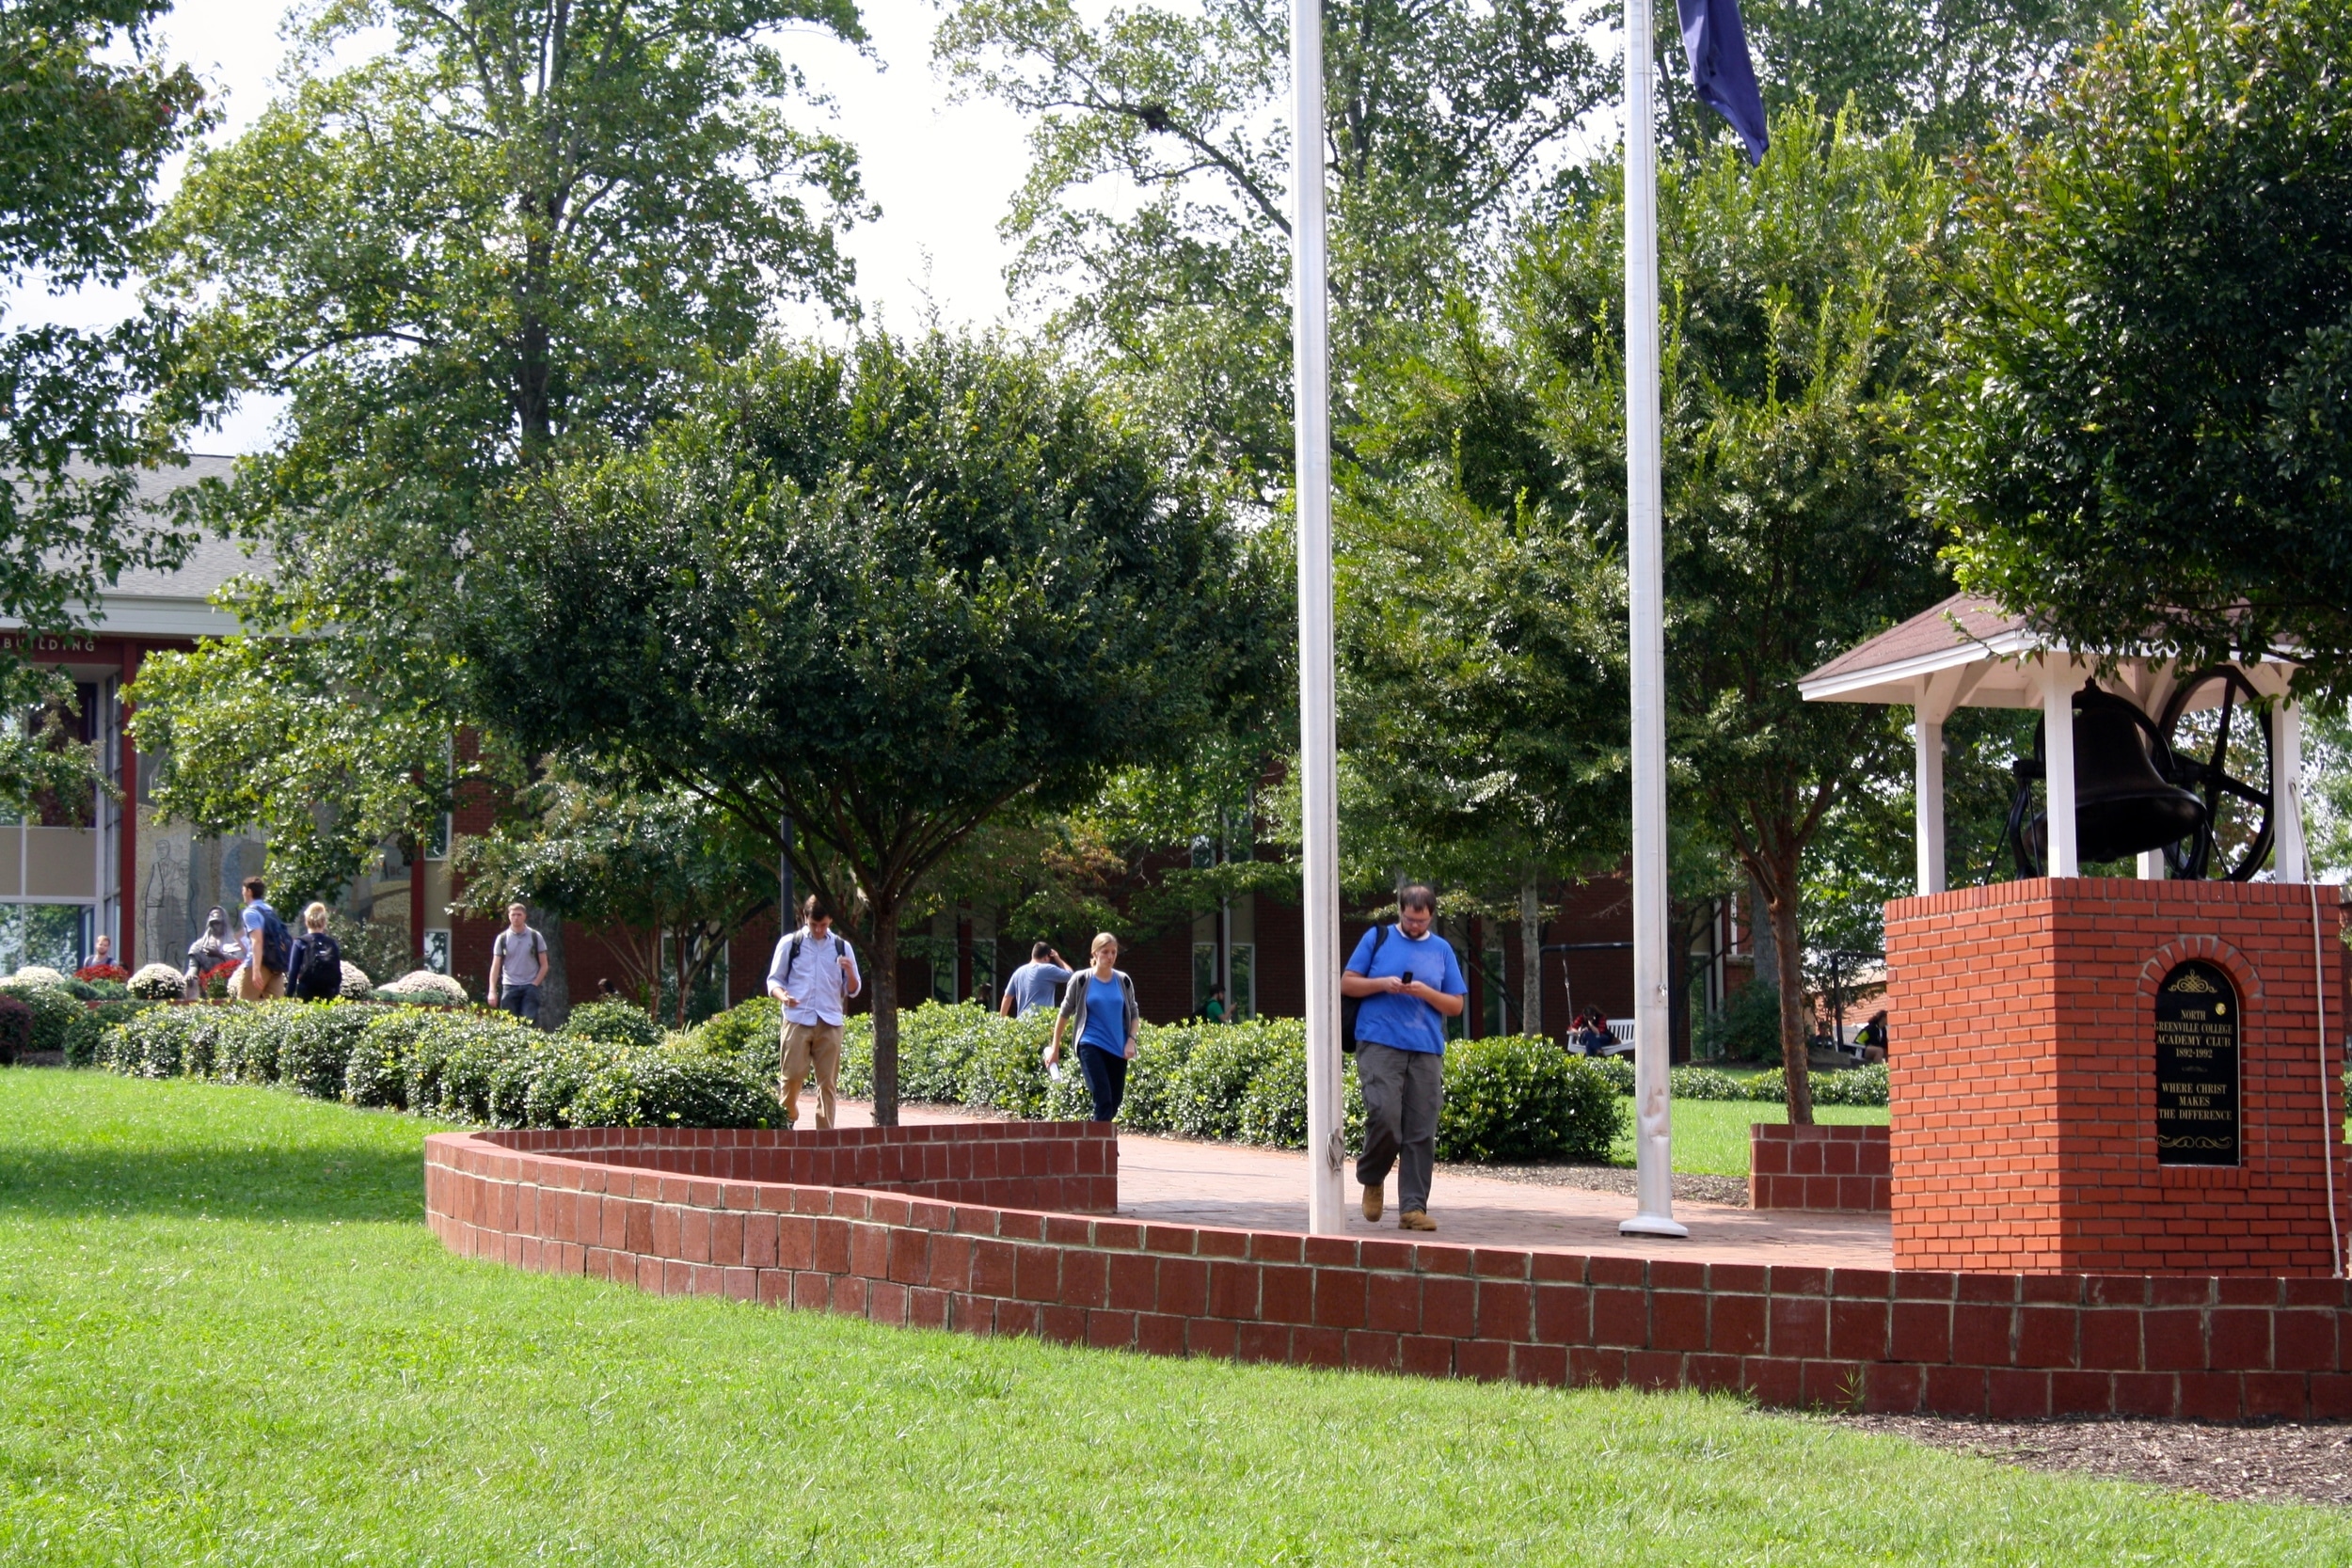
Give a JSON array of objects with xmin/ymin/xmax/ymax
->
[
  {"xmin": 2275, "ymin": 698, "xmax": 2308, "ymax": 883},
  {"xmin": 1915, "ymin": 707, "xmax": 1946, "ymax": 896},
  {"xmin": 2042, "ymin": 663, "xmax": 2079, "ymax": 878}
]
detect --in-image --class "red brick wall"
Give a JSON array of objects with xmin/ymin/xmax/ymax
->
[
  {"xmin": 1884, "ymin": 878, "xmax": 2350, "ymax": 1275},
  {"xmin": 1751, "ymin": 1124, "xmax": 1891, "ymax": 1212},
  {"xmin": 428, "ymin": 1124, "xmax": 2352, "ymax": 1420}
]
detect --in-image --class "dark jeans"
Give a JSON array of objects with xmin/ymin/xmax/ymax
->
[
  {"xmin": 1078, "ymin": 1043, "xmax": 1129, "ymax": 1123},
  {"xmin": 1356, "ymin": 1040, "xmax": 1444, "ymax": 1212},
  {"xmin": 501, "ymin": 983, "xmax": 542, "ymax": 1025}
]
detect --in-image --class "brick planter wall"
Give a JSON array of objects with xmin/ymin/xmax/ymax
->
[
  {"xmin": 428, "ymin": 1124, "xmax": 2352, "ymax": 1420},
  {"xmin": 1883, "ymin": 878, "xmax": 2350, "ymax": 1275},
  {"xmin": 1751, "ymin": 1124, "xmax": 1890, "ymax": 1212}
]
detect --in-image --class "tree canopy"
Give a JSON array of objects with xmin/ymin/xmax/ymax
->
[
  {"xmin": 464, "ymin": 330, "xmax": 1281, "ymax": 1117},
  {"xmin": 1932, "ymin": 0, "xmax": 2352, "ymax": 696}
]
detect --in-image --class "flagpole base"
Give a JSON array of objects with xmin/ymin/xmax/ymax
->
[{"xmin": 1619, "ymin": 1212, "xmax": 1690, "ymax": 1239}]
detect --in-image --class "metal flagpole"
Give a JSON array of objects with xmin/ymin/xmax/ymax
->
[
  {"xmin": 1294, "ymin": 0, "xmax": 1345, "ymax": 1234},
  {"xmin": 1620, "ymin": 0, "xmax": 1687, "ymax": 1240}
]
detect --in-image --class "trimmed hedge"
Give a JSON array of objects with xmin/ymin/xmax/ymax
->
[
  {"xmin": 97, "ymin": 1000, "xmax": 781, "ymax": 1130},
  {"xmin": 0, "ymin": 981, "xmax": 86, "ymax": 1056},
  {"xmin": 701, "ymin": 1002, "xmax": 1625, "ymax": 1164}
]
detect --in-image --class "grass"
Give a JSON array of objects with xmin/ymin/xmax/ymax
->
[
  {"xmin": 3, "ymin": 1073, "xmax": 2345, "ymax": 1565},
  {"xmin": 1619, "ymin": 1101, "xmax": 1892, "ymax": 1177}
]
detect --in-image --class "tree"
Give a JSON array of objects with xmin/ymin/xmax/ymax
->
[
  {"xmin": 452, "ymin": 772, "xmax": 775, "ymax": 1024},
  {"xmin": 463, "ymin": 330, "xmax": 1279, "ymax": 1122},
  {"xmin": 1931, "ymin": 0, "xmax": 2352, "ymax": 697},
  {"xmin": 1389, "ymin": 111, "xmax": 1951, "ymax": 1116},
  {"xmin": 935, "ymin": 0, "xmax": 1611, "ymax": 499},
  {"xmin": 0, "ymin": 0, "xmax": 208, "ymax": 810},
  {"xmin": 130, "ymin": 0, "xmax": 869, "ymax": 994}
]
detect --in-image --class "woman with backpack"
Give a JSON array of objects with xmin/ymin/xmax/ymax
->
[
  {"xmin": 1046, "ymin": 931, "xmax": 1139, "ymax": 1123},
  {"xmin": 287, "ymin": 904, "xmax": 345, "ymax": 1002}
]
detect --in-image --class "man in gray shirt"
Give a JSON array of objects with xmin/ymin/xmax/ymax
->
[
  {"xmin": 488, "ymin": 903, "xmax": 548, "ymax": 1023},
  {"xmin": 998, "ymin": 942, "xmax": 1070, "ymax": 1017}
]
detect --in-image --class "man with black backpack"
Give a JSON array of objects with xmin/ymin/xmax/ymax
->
[
  {"xmin": 1340, "ymin": 882, "xmax": 1466, "ymax": 1232},
  {"xmin": 236, "ymin": 876, "xmax": 293, "ymax": 1001},
  {"xmin": 766, "ymin": 895, "xmax": 861, "ymax": 1130}
]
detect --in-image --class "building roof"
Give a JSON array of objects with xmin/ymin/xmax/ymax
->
[{"xmin": 8, "ymin": 455, "xmax": 265, "ymax": 640}]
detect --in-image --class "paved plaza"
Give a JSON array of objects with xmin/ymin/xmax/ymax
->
[{"xmin": 823, "ymin": 1097, "xmax": 1893, "ymax": 1270}]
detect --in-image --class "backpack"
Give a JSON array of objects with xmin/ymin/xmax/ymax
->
[
  {"xmin": 783, "ymin": 931, "xmax": 853, "ymax": 990},
  {"xmin": 294, "ymin": 933, "xmax": 342, "ymax": 998},
  {"xmin": 1338, "ymin": 926, "xmax": 1391, "ymax": 1054},
  {"xmin": 252, "ymin": 902, "xmax": 292, "ymax": 976}
]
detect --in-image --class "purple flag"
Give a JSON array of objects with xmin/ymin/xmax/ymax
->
[{"xmin": 1677, "ymin": 0, "xmax": 1769, "ymax": 165}]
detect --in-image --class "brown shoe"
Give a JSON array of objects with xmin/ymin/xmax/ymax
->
[
  {"xmin": 1399, "ymin": 1210, "xmax": 1436, "ymax": 1232},
  {"xmin": 1361, "ymin": 1183, "xmax": 1383, "ymax": 1222}
]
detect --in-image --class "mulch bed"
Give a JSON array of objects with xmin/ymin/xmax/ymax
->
[
  {"xmin": 1440, "ymin": 1160, "xmax": 1751, "ymax": 1207},
  {"xmin": 1832, "ymin": 1414, "xmax": 2352, "ymax": 1508}
]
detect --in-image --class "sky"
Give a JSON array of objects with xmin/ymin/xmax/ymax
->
[{"xmin": 10, "ymin": 0, "xmax": 1041, "ymax": 453}]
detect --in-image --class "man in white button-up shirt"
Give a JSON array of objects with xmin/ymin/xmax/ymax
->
[{"xmin": 767, "ymin": 895, "xmax": 862, "ymax": 1130}]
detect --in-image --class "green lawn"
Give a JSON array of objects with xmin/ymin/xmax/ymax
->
[
  {"xmin": 2, "ymin": 1072, "xmax": 2343, "ymax": 1565},
  {"xmin": 1617, "ymin": 1100, "xmax": 1892, "ymax": 1177}
]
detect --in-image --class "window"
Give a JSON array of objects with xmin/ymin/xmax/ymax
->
[{"xmin": 1484, "ymin": 945, "xmax": 1511, "ymax": 1036}]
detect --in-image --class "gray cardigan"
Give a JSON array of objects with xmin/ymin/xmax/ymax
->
[{"xmin": 1057, "ymin": 967, "xmax": 1140, "ymax": 1045}]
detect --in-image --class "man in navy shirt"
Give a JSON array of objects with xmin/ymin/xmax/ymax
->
[{"xmin": 1341, "ymin": 882, "xmax": 1466, "ymax": 1230}]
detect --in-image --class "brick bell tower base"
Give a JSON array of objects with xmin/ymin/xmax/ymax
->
[{"xmin": 1883, "ymin": 878, "xmax": 2349, "ymax": 1276}]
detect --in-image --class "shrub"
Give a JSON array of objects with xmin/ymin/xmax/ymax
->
[
  {"xmin": 339, "ymin": 961, "xmax": 373, "ymax": 999},
  {"xmin": 199, "ymin": 959, "xmax": 238, "ymax": 999},
  {"xmin": 82, "ymin": 979, "xmax": 127, "ymax": 1001},
  {"xmin": 0, "ymin": 982, "xmax": 84, "ymax": 1055},
  {"xmin": 1811, "ymin": 1063, "xmax": 1890, "ymax": 1107},
  {"xmin": 11, "ymin": 965, "xmax": 67, "ymax": 987},
  {"xmin": 1168, "ymin": 1024, "xmax": 1287, "ymax": 1142},
  {"xmin": 1588, "ymin": 1053, "xmax": 1635, "ymax": 1095},
  {"xmin": 1436, "ymin": 1036, "xmax": 1625, "ymax": 1164},
  {"xmin": 1699, "ymin": 982, "xmax": 1783, "ymax": 1063},
  {"xmin": 57, "ymin": 978, "xmax": 100, "ymax": 1000},
  {"xmin": 1668, "ymin": 1066, "xmax": 1749, "ymax": 1101},
  {"xmin": 0, "ymin": 998, "xmax": 30, "ymax": 1064},
  {"xmin": 63, "ymin": 1000, "xmax": 152, "ymax": 1067},
  {"xmin": 127, "ymin": 963, "xmax": 185, "ymax": 1001},
  {"xmin": 561, "ymin": 1000, "xmax": 661, "ymax": 1051},
  {"xmin": 379, "ymin": 970, "xmax": 471, "ymax": 1005},
  {"xmin": 99, "ymin": 1006, "xmax": 230, "ymax": 1079},
  {"xmin": 75, "ymin": 963, "xmax": 129, "ymax": 983}
]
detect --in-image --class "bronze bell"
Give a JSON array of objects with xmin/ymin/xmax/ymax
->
[{"xmin": 2048, "ymin": 684, "xmax": 2209, "ymax": 863}]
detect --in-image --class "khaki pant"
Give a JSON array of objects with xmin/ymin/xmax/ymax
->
[
  {"xmin": 780, "ymin": 1019, "xmax": 843, "ymax": 1130},
  {"xmin": 237, "ymin": 963, "xmax": 286, "ymax": 1002}
]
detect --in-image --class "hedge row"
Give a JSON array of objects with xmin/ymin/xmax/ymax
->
[
  {"xmin": 97, "ymin": 1001, "xmax": 781, "ymax": 1129},
  {"xmin": 689, "ymin": 1001, "xmax": 1627, "ymax": 1164},
  {"xmin": 1661, "ymin": 1062, "xmax": 1890, "ymax": 1106}
]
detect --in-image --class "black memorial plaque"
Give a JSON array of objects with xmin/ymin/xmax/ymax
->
[{"xmin": 2154, "ymin": 958, "xmax": 2239, "ymax": 1166}]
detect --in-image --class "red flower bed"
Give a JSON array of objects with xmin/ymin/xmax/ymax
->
[{"xmin": 74, "ymin": 963, "xmax": 129, "ymax": 983}]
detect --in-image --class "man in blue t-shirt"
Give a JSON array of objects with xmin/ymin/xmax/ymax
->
[
  {"xmin": 997, "ymin": 942, "xmax": 1071, "ymax": 1017},
  {"xmin": 1341, "ymin": 882, "xmax": 1466, "ymax": 1231}
]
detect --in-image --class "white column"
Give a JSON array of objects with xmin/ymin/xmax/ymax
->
[
  {"xmin": 2275, "ymin": 698, "xmax": 2308, "ymax": 883},
  {"xmin": 1915, "ymin": 712, "xmax": 1946, "ymax": 895},
  {"xmin": 1618, "ymin": 0, "xmax": 1685, "ymax": 1242},
  {"xmin": 2042, "ymin": 664, "xmax": 2079, "ymax": 879},
  {"xmin": 1291, "ymin": 0, "xmax": 1344, "ymax": 1235}
]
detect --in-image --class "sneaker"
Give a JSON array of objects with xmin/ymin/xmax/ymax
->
[
  {"xmin": 1361, "ymin": 1184, "xmax": 1383, "ymax": 1222},
  {"xmin": 1399, "ymin": 1210, "xmax": 1436, "ymax": 1232}
]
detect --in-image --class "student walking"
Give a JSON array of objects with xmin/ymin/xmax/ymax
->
[
  {"xmin": 1047, "ymin": 932, "xmax": 1139, "ymax": 1123},
  {"xmin": 998, "ymin": 942, "xmax": 1071, "ymax": 1017},
  {"xmin": 767, "ymin": 895, "xmax": 861, "ymax": 1130},
  {"xmin": 286, "ymin": 904, "xmax": 344, "ymax": 1001},
  {"xmin": 236, "ymin": 878, "xmax": 292, "ymax": 1001},
  {"xmin": 487, "ymin": 904, "xmax": 549, "ymax": 1023},
  {"xmin": 1341, "ymin": 883, "xmax": 1466, "ymax": 1231}
]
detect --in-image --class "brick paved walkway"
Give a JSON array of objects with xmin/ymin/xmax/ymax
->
[{"xmin": 818, "ymin": 1096, "xmax": 1894, "ymax": 1271}]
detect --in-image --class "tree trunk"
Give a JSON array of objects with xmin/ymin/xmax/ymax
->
[
  {"xmin": 1519, "ymin": 878, "xmax": 1543, "ymax": 1039},
  {"xmin": 867, "ymin": 911, "xmax": 900, "ymax": 1127},
  {"xmin": 538, "ymin": 910, "xmax": 570, "ymax": 1030},
  {"xmin": 1758, "ymin": 854, "xmax": 1814, "ymax": 1124}
]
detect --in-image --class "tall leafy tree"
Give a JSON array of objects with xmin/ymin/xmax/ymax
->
[
  {"xmin": 1931, "ymin": 0, "xmax": 2352, "ymax": 697},
  {"xmin": 936, "ymin": 0, "xmax": 1610, "ymax": 499},
  {"xmin": 131, "ymin": 0, "xmax": 868, "ymax": 996},
  {"xmin": 0, "ymin": 0, "xmax": 207, "ymax": 807},
  {"xmin": 462, "ymin": 331, "xmax": 1280, "ymax": 1123}
]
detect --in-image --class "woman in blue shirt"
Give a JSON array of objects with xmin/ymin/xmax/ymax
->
[{"xmin": 1048, "ymin": 931, "xmax": 1140, "ymax": 1122}]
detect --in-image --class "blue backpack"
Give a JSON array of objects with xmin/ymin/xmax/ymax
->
[{"xmin": 251, "ymin": 902, "xmax": 293, "ymax": 975}]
